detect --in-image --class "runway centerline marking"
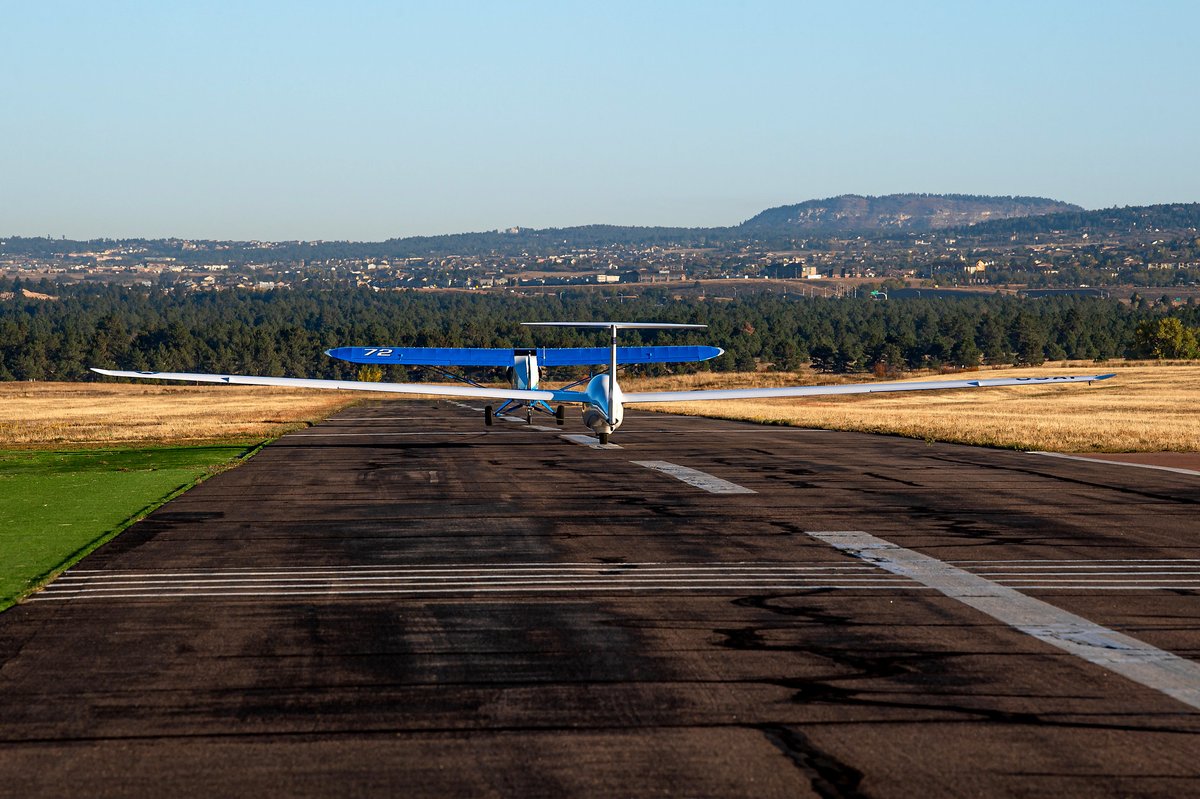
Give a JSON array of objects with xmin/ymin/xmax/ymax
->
[
  {"xmin": 1029, "ymin": 451, "xmax": 1200, "ymax": 477},
  {"xmin": 810, "ymin": 530, "xmax": 1200, "ymax": 712},
  {"xmin": 632, "ymin": 461, "xmax": 756, "ymax": 494},
  {"xmin": 561, "ymin": 434, "xmax": 622, "ymax": 449}
]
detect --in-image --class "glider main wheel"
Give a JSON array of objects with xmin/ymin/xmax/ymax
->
[
  {"xmin": 555, "ymin": 405, "xmax": 565, "ymax": 426},
  {"xmin": 598, "ymin": 432, "xmax": 610, "ymax": 445},
  {"xmin": 483, "ymin": 405, "xmax": 493, "ymax": 426}
]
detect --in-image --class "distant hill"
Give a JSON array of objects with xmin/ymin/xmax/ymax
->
[
  {"xmin": 11, "ymin": 197, "xmax": 1199, "ymax": 262},
  {"xmin": 740, "ymin": 194, "xmax": 1082, "ymax": 234}
]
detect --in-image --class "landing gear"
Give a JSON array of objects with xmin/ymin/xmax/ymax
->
[
  {"xmin": 555, "ymin": 405, "xmax": 565, "ymax": 426},
  {"xmin": 526, "ymin": 406, "xmax": 533, "ymax": 424},
  {"xmin": 598, "ymin": 432, "xmax": 610, "ymax": 445},
  {"xmin": 483, "ymin": 405, "xmax": 493, "ymax": 426}
]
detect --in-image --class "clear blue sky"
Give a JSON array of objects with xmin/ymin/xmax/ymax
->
[{"xmin": 2, "ymin": 1, "xmax": 1196, "ymax": 241}]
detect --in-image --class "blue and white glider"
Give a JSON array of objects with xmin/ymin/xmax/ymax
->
[
  {"xmin": 92, "ymin": 321, "xmax": 1115, "ymax": 445},
  {"xmin": 324, "ymin": 342, "xmax": 722, "ymax": 420}
]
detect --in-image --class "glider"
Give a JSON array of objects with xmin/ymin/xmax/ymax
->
[
  {"xmin": 324, "ymin": 340, "xmax": 722, "ymax": 423},
  {"xmin": 92, "ymin": 321, "xmax": 1115, "ymax": 444}
]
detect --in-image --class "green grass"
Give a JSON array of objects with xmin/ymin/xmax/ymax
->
[{"xmin": 0, "ymin": 446, "xmax": 254, "ymax": 611}]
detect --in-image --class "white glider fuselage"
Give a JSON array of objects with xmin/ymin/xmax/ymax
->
[
  {"xmin": 581, "ymin": 373, "xmax": 623, "ymax": 437},
  {"xmin": 511, "ymin": 353, "xmax": 622, "ymax": 438}
]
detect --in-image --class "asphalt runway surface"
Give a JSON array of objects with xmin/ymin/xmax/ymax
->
[{"xmin": 3, "ymin": 401, "xmax": 1200, "ymax": 797}]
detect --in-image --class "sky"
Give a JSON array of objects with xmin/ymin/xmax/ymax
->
[{"xmin": 1, "ymin": 1, "xmax": 1197, "ymax": 241}]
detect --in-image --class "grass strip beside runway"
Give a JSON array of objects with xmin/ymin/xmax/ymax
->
[{"xmin": 0, "ymin": 446, "xmax": 252, "ymax": 611}]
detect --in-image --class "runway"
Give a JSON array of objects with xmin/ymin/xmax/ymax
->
[{"xmin": 3, "ymin": 401, "xmax": 1200, "ymax": 797}]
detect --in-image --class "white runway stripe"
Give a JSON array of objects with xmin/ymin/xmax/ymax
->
[
  {"xmin": 953, "ymin": 559, "xmax": 1200, "ymax": 564},
  {"xmin": 561, "ymin": 434, "xmax": 622, "ymax": 449},
  {"xmin": 66, "ymin": 560, "xmax": 874, "ymax": 573},
  {"xmin": 811, "ymin": 531, "xmax": 1200, "ymax": 712},
  {"xmin": 632, "ymin": 461, "xmax": 756, "ymax": 494},
  {"xmin": 1029, "ymin": 451, "xmax": 1200, "ymax": 477},
  {"xmin": 32, "ymin": 585, "xmax": 925, "ymax": 600},
  {"xmin": 34, "ymin": 562, "xmax": 920, "ymax": 601},
  {"xmin": 953, "ymin": 560, "xmax": 1200, "ymax": 589},
  {"xmin": 58, "ymin": 564, "xmax": 883, "ymax": 579},
  {"xmin": 446, "ymin": 401, "xmax": 485, "ymax": 412}
]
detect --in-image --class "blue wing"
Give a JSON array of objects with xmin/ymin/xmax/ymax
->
[
  {"xmin": 326, "ymin": 345, "xmax": 723, "ymax": 367},
  {"xmin": 325, "ymin": 347, "xmax": 516, "ymax": 367}
]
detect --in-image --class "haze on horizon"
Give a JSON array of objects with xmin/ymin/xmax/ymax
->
[{"xmin": 2, "ymin": 1, "xmax": 1196, "ymax": 242}]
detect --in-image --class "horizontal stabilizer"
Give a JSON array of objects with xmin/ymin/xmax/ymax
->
[
  {"xmin": 522, "ymin": 321, "xmax": 706, "ymax": 330},
  {"xmin": 546, "ymin": 346, "xmax": 721, "ymax": 366},
  {"xmin": 325, "ymin": 345, "xmax": 722, "ymax": 367}
]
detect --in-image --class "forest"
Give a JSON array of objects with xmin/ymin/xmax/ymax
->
[{"xmin": 2, "ymin": 279, "xmax": 1198, "ymax": 383}]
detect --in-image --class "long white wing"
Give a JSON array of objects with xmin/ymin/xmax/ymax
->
[
  {"xmin": 624, "ymin": 373, "xmax": 1116, "ymax": 403},
  {"xmin": 90, "ymin": 368, "xmax": 562, "ymax": 402}
]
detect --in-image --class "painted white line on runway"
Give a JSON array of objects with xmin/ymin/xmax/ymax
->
[
  {"xmin": 528, "ymin": 424, "xmax": 561, "ymax": 432},
  {"xmin": 65, "ymin": 560, "xmax": 874, "ymax": 574},
  {"xmin": 56, "ymin": 563, "xmax": 882, "ymax": 574},
  {"xmin": 36, "ymin": 560, "xmax": 926, "ymax": 600},
  {"xmin": 48, "ymin": 571, "xmax": 894, "ymax": 587},
  {"xmin": 953, "ymin": 559, "xmax": 1200, "ymax": 564},
  {"xmin": 978, "ymin": 571, "xmax": 1200, "ymax": 577},
  {"xmin": 48, "ymin": 566, "xmax": 887, "ymax": 584},
  {"xmin": 632, "ymin": 461, "xmax": 756, "ymax": 494},
  {"xmin": 998, "ymin": 583, "xmax": 1200, "ymax": 587},
  {"xmin": 39, "ymin": 576, "xmax": 913, "ymax": 591},
  {"xmin": 1029, "ymin": 451, "xmax": 1200, "ymax": 477},
  {"xmin": 811, "ymin": 530, "xmax": 1200, "ymax": 711},
  {"xmin": 964, "ymin": 559, "xmax": 1200, "ymax": 566},
  {"xmin": 561, "ymin": 434, "xmax": 622, "ymax": 449},
  {"xmin": 31, "ymin": 584, "xmax": 930, "ymax": 600},
  {"xmin": 446, "ymin": 401, "xmax": 485, "ymax": 412}
]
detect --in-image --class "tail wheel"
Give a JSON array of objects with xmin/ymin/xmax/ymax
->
[
  {"xmin": 555, "ymin": 405, "xmax": 565, "ymax": 426},
  {"xmin": 483, "ymin": 405, "xmax": 493, "ymax": 426}
]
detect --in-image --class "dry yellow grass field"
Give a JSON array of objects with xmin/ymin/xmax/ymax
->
[
  {"xmin": 0, "ymin": 383, "xmax": 364, "ymax": 448},
  {"xmin": 2, "ymin": 362, "xmax": 1196, "ymax": 452},
  {"xmin": 623, "ymin": 362, "xmax": 1200, "ymax": 453}
]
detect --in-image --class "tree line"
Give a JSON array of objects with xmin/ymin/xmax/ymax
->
[{"xmin": 2, "ymin": 278, "xmax": 1198, "ymax": 383}]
